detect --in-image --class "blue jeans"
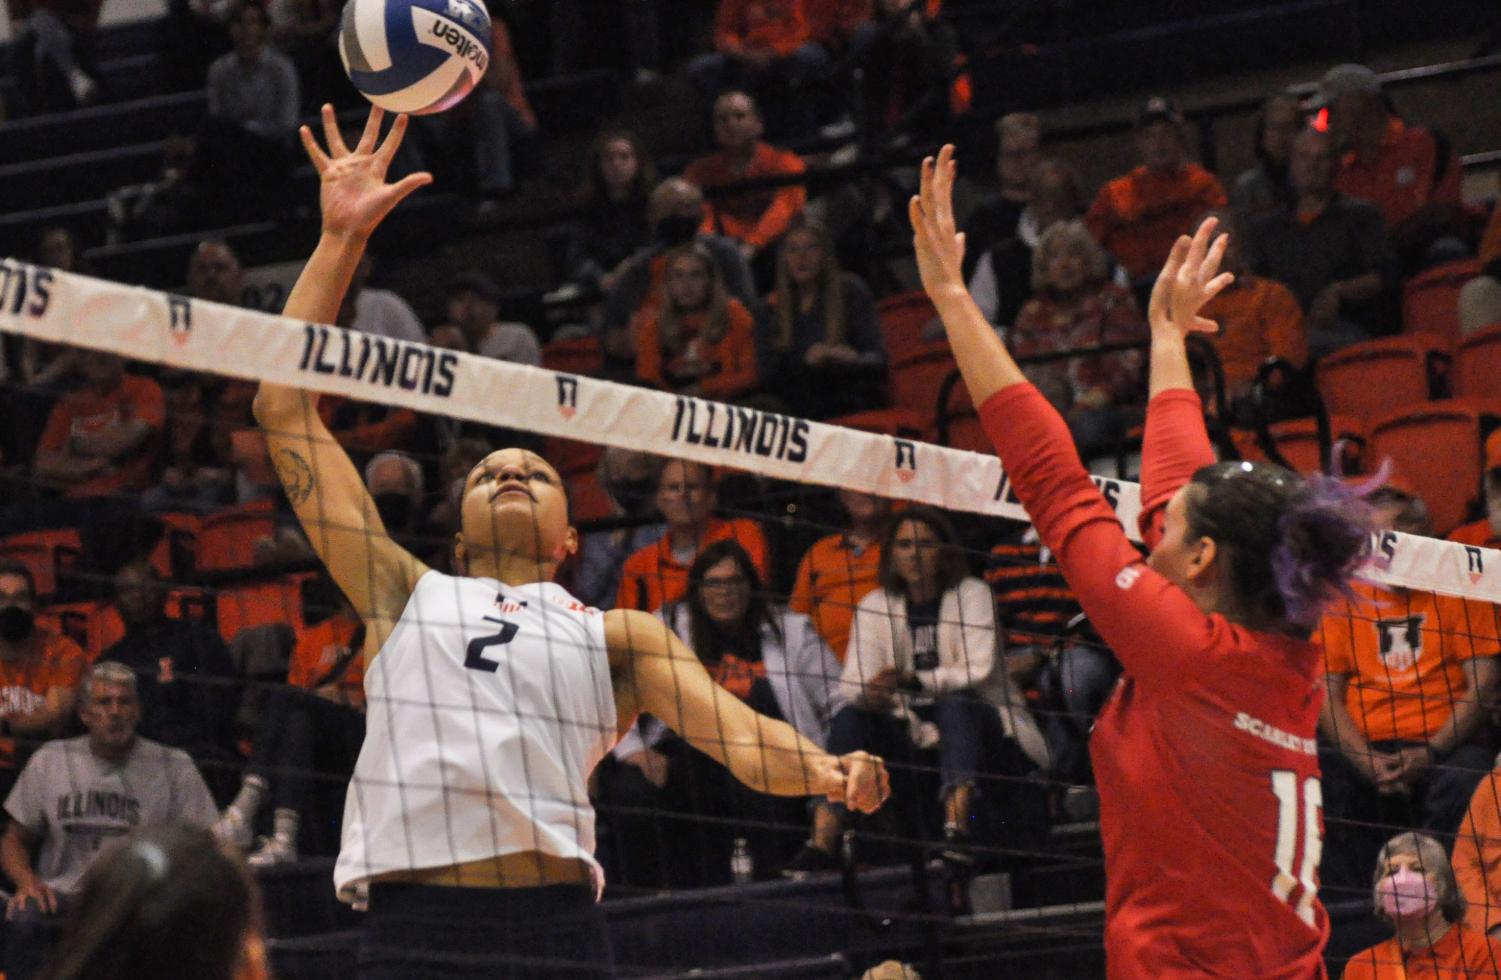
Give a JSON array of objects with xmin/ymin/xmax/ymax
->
[
  {"xmin": 1035, "ymin": 644, "xmax": 1120, "ymax": 784},
  {"xmin": 932, "ymin": 692, "xmax": 1051, "ymax": 855}
]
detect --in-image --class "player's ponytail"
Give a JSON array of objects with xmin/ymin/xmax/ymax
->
[
  {"xmin": 1271, "ymin": 474, "xmax": 1374, "ymax": 630},
  {"xmin": 1187, "ymin": 462, "xmax": 1373, "ymax": 636}
]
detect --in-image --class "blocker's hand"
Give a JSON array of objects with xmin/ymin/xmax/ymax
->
[
  {"xmin": 1148, "ymin": 216, "xmax": 1234, "ymax": 340},
  {"xmin": 910, "ymin": 144, "xmax": 967, "ymax": 296},
  {"xmin": 300, "ymin": 104, "xmax": 432, "ymax": 242}
]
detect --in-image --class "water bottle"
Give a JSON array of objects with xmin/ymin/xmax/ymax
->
[{"xmin": 730, "ymin": 836, "xmax": 753, "ymax": 885}]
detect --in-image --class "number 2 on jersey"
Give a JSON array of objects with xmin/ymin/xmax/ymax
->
[
  {"xmin": 1271, "ymin": 769, "xmax": 1323, "ymax": 926},
  {"xmin": 465, "ymin": 616, "xmax": 520, "ymax": 673}
]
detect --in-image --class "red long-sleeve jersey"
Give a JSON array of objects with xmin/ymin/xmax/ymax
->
[{"xmin": 980, "ymin": 383, "xmax": 1328, "ymax": 979}]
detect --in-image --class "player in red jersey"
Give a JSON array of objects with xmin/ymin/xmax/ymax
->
[{"xmin": 912, "ymin": 146, "xmax": 1375, "ymax": 978}]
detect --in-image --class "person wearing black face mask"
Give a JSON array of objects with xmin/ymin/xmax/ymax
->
[
  {"xmin": 0, "ymin": 561, "xmax": 88, "ymax": 804},
  {"xmin": 364, "ymin": 451, "xmax": 441, "ymax": 558},
  {"xmin": 570, "ymin": 449, "xmax": 667, "ymax": 609},
  {"xmin": 601, "ymin": 177, "xmax": 762, "ymax": 371}
]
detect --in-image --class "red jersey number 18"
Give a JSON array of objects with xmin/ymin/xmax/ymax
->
[{"xmin": 1271, "ymin": 769, "xmax": 1323, "ymax": 926}]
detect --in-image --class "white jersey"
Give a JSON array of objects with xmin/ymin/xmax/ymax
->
[{"xmin": 334, "ymin": 572, "xmax": 618, "ymax": 903}]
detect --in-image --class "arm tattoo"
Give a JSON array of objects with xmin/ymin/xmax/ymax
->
[{"xmin": 274, "ymin": 448, "xmax": 316, "ymax": 505}]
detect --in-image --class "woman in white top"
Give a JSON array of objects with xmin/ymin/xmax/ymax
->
[
  {"xmin": 788, "ymin": 506, "xmax": 1047, "ymax": 876},
  {"xmin": 254, "ymin": 106, "xmax": 889, "ymax": 979}
]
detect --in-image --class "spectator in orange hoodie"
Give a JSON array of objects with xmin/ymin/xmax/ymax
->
[
  {"xmin": 1449, "ymin": 431, "xmax": 1501, "ymax": 551},
  {"xmin": 1195, "ymin": 208, "xmax": 1308, "ymax": 417},
  {"xmin": 687, "ymin": 0, "xmax": 832, "ymax": 139},
  {"xmin": 631, "ymin": 244, "xmax": 759, "ymax": 402},
  {"xmin": 1085, "ymin": 96, "xmax": 1228, "ymax": 283},
  {"xmin": 684, "ymin": 91, "xmax": 807, "ymax": 265}
]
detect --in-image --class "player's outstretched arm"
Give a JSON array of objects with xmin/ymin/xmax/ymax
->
[
  {"xmin": 603, "ymin": 609, "xmax": 890, "ymax": 813},
  {"xmin": 253, "ymin": 106, "xmax": 433, "ymax": 640},
  {"xmin": 910, "ymin": 145, "xmax": 1027, "ymax": 407}
]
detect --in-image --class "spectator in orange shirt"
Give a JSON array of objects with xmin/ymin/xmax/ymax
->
[
  {"xmin": 614, "ymin": 459, "xmax": 768, "ymax": 612},
  {"xmin": 790, "ymin": 489, "xmax": 890, "ymax": 661},
  {"xmin": 1318, "ymin": 481, "xmax": 1501, "ymax": 891},
  {"xmin": 601, "ymin": 177, "xmax": 760, "ymax": 368},
  {"xmin": 1009, "ymin": 219, "xmax": 1148, "ymax": 459},
  {"xmin": 217, "ymin": 586, "xmax": 365, "ymax": 866},
  {"xmin": 1449, "ymin": 431, "xmax": 1501, "ymax": 551},
  {"xmin": 1453, "ymin": 768, "xmax": 1501, "ymax": 937},
  {"xmin": 1084, "ymin": 96, "xmax": 1228, "ymax": 283},
  {"xmin": 0, "ymin": 561, "xmax": 87, "ymax": 800},
  {"xmin": 687, "ymin": 0, "xmax": 832, "ymax": 140},
  {"xmin": 33, "ymin": 351, "xmax": 166, "ymax": 499},
  {"xmin": 684, "ymin": 91, "xmax": 808, "ymax": 262},
  {"xmin": 1343, "ymin": 832, "xmax": 1501, "ymax": 979},
  {"xmin": 1195, "ymin": 209, "xmax": 1309, "ymax": 416},
  {"xmin": 631, "ymin": 244, "xmax": 760, "ymax": 401},
  {"xmin": 1316, "ymin": 63, "xmax": 1466, "ymax": 271}
]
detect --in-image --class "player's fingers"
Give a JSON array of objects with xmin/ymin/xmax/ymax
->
[
  {"xmin": 1185, "ymin": 215, "xmax": 1217, "ymax": 272},
  {"xmin": 356, "ymin": 105, "xmax": 385, "ymax": 155},
  {"xmin": 1156, "ymin": 235, "xmax": 1191, "ymax": 291},
  {"xmin": 322, "ymin": 103, "xmax": 350, "ymax": 157},
  {"xmin": 933, "ymin": 144, "xmax": 957, "ymax": 233},
  {"xmin": 908, "ymin": 195, "xmax": 926, "ymax": 241},
  {"xmin": 299, "ymin": 125, "xmax": 330, "ymax": 174},
  {"xmin": 384, "ymin": 171, "xmax": 434, "ymax": 207},
  {"xmin": 1201, "ymin": 232, "xmax": 1229, "ymax": 285},
  {"xmin": 1202, "ymin": 270, "xmax": 1235, "ymax": 304},
  {"xmin": 376, "ymin": 113, "xmax": 410, "ymax": 168},
  {"xmin": 1190, "ymin": 315, "xmax": 1221, "ymax": 334}
]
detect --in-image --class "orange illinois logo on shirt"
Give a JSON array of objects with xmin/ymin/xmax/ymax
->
[{"xmin": 1376, "ymin": 615, "xmax": 1425, "ymax": 672}]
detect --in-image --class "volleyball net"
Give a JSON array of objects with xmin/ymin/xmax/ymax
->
[{"xmin": 4, "ymin": 257, "xmax": 1501, "ymax": 975}]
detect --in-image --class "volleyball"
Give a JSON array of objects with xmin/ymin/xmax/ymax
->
[{"xmin": 338, "ymin": 0, "xmax": 493, "ymax": 115}]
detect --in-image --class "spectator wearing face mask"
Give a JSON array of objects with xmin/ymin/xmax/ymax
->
[
  {"xmin": 363, "ymin": 450, "xmax": 441, "ymax": 557},
  {"xmin": 602, "ymin": 177, "xmax": 760, "ymax": 368},
  {"xmin": 1342, "ymin": 833, "xmax": 1501, "ymax": 979},
  {"xmin": 0, "ymin": 562, "xmax": 87, "ymax": 803},
  {"xmin": 572, "ymin": 450, "xmax": 666, "ymax": 610},
  {"xmin": 1448, "ymin": 431, "xmax": 1501, "ymax": 551}
]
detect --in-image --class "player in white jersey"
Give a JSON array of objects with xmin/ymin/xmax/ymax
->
[{"xmin": 251, "ymin": 106, "xmax": 891, "ymax": 979}]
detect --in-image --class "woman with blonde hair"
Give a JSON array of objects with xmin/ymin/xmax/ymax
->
[
  {"xmin": 631, "ymin": 243, "xmax": 759, "ymax": 400},
  {"xmin": 763, "ymin": 221, "xmax": 884, "ymax": 419},
  {"xmin": 1341, "ymin": 832, "xmax": 1501, "ymax": 978},
  {"xmin": 1009, "ymin": 219, "xmax": 1147, "ymax": 459}
]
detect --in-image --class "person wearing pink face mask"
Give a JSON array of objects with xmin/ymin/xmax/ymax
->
[{"xmin": 1342, "ymin": 832, "xmax": 1501, "ymax": 979}]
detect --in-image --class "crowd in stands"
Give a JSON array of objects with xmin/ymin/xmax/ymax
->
[{"xmin": 4, "ymin": 0, "xmax": 1501, "ymax": 973}]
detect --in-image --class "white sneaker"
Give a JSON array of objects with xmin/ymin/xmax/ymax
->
[
  {"xmin": 215, "ymin": 808, "xmax": 254, "ymax": 852},
  {"xmin": 247, "ymin": 835, "xmax": 297, "ymax": 867}
]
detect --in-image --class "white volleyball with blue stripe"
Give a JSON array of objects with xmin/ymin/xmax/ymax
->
[{"xmin": 339, "ymin": 0, "xmax": 493, "ymax": 115}]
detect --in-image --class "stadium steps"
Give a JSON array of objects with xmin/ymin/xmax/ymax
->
[
  {"xmin": 0, "ymin": 90, "xmax": 204, "ymax": 166},
  {"xmin": 0, "ymin": 139, "xmax": 163, "ymax": 210}
]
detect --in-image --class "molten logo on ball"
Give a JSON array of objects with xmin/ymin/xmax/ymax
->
[{"xmin": 339, "ymin": 0, "xmax": 493, "ymax": 115}]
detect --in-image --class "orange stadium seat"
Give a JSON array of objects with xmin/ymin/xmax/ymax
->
[
  {"xmin": 215, "ymin": 574, "xmax": 310, "ymax": 644},
  {"xmin": 194, "ymin": 502, "xmax": 277, "ymax": 573},
  {"xmin": 1454, "ymin": 323, "xmax": 1501, "ymax": 399},
  {"xmin": 1231, "ymin": 416, "xmax": 1363, "ymax": 475},
  {"xmin": 1314, "ymin": 335, "xmax": 1446, "ymax": 422},
  {"xmin": 828, "ymin": 408, "xmax": 929, "ymax": 438},
  {"xmin": 888, "ymin": 344, "xmax": 958, "ymax": 434},
  {"xmin": 0, "ymin": 529, "xmax": 83, "ymax": 597},
  {"xmin": 1403, "ymin": 258, "xmax": 1482, "ymax": 344},
  {"xmin": 35, "ymin": 601, "xmax": 122, "ymax": 659},
  {"xmin": 567, "ymin": 471, "xmax": 615, "ymax": 524},
  {"xmin": 1365, "ymin": 402, "xmax": 1483, "ymax": 536},
  {"xmin": 876, "ymin": 291, "xmax": 940, "ymax": 361},
  {"xmin": 541, "ymin": 337, "xmax": 605, "ymax": 377}
]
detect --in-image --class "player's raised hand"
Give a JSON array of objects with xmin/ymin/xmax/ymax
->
[
  {"xmin": 910, "ymin": 145, "xmax": 967, "ymax": 297},
  {"xmin": 1148, "ymin": 216, "xmax": 1234, "ymax": 340},
  {"xmin": 300, "ymin": 104, "xmax": 433, "ymax": 242}
]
